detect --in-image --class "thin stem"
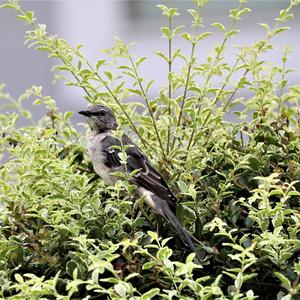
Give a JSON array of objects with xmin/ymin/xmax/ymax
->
[
  {"xmin": 183, "ymin": 1, "xmax": 292, "ymax": 161},
  {"xmin": 201, "ymin": 68, "xmax": 249, "ymax": 148},
  {"xmin": 70, "ymin": 51, "xmax": 150, "ymax": 149},
  {"xmin": 73, "ymin": 57, "xmax": 150, "ymax": 149},
  {"xmin": 60, "ymin": 56, "xmax": 95, "ymax": 101},
  {"xmin": 223, "ymin": 69, "xmax": 249, "ymax": 112},
  {"xmin": 76, "ymin": 166, "xmax": 95, "ymax": 174},
  {"xmin": 83, "ymin": 58, "xmax": 150, "ymax": 149},
  {"xmin": 297, "ymin": 100, "xmax": 300, "ymax": 128},
  {"xmin": 15, "ymin": 5, "xmax": 149, "ymax": 150},
  {"xmin": 166, "ymin": 16, "xmax": 172, "ymax": 155},
  {"xmin": 277, "ymin": 49, "xmax": 287, "ymax": 121},
  {"xmin": 127, "ymin": 53, "xmax": 168, "ymax": 162},
  {"xmin": 16, "ymin": 7, "xmax": 95, "ymax": 101},
  {"xmin": 202, "ymin": 58, "xmax": 245, "ymax": 131},
  {"xmin": 171, "ymin": 43, "xmax": 197, "ymax": 151},
  {"xmin": 170, "ymin": 25, "xmax": 199, "ymax": 151},
  {"xmin": 184, "ymin": 2, "xmax": 244, "ymax": 153}
]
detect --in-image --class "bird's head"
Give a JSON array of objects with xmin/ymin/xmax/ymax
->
[{"xmin": 78, "ymin": 105, "xmax": 118, "ymax": 133}]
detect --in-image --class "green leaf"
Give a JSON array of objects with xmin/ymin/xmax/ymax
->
[
  {"xmin": 212, "ymin": 22, "xmax": 225, "ymax": 32},
  {"xmin": 114, "ymin": 80, "xmax": 125, "ymax": 93},
  {"xmin": 187, "ymin": 9, "xmax": 198, "ymax": 20},
  {"xmin": 114, "ymin": 283, "xmax": 127, "ymax": 297},
  {"xmin": 161, "ymin": 27, "xmax": 171, "ymax": 39},
  {"xmin": 0, "ymin": 3, "xmax": 18, "ymax": 9},
  {"xmin": 275, "ymin": 272, "xmax": 291, "ymax": 290},
  {"xmin": 16, "ymin": 10, "xmax": 35, "ymax": 23},
  {"xmin": 238, "ymin": 8, "xmax": 251, "ymax": 17},
  {"xmin": 258, "ymin": 23, "xmax": 270, "ymax": 32},
  {"xmin": 156, "ymin": 4, "xmax": 168, "ymax": 13},
  {"xmin": 33, "ymin": 99, "xmax": 42, "ymax": 105},
  {"xmin": 14, "ymin": 274, "xmax": 24, "ymax": 283},
  {"xmin": 25, "ymin": 10, "xmax": 34, "ymax": 21},
  {"xmin": 176, "ymin": 204, "xmax": 196, "ymax": 223},
  {"xmin": 136, "ymin": 56, "xmax": 147, "ymax": 67},
  {"xmin": 43, "ymin": 128, "xmax": 56, "ymax": 138},
  {"xmin": 16, "ymin": 14, "xmax": 27, "ymax": 21},
  {"xmin": 118, "ymin": 65, "xmax": 132, "ymax": 70},
  {"xmin": 157, "ymin": 247, "xmax": 172, "ymax": 260},
  {"xmin": 229, "ymin": 8, "xmax": 239, "ymax": 19},
  {"xmin": 146, "ymin": 79, "xmax": 155, "ymax": 92},
  {"xmin": 274, "ymin": 27, "xmax": 290, "ymax": 35},
  {"xmin": 186, "ymin": 253, "xmax": 195, "ymax": 263},
  {"xmin": 157, "ymin": 5, "xmax": 178, "ymax": 18},
  {"xmin": 227, "ymin": 29, "xmax": 240, "ymax": 37},
  {"xmin": 125, "ymin": 273, "xmax": 140, "ymax": 282},
  {"xmin": 66, "ymin": 260, "xmax": 78, "ymax": 277},
  {"xmin": 197, "ymin": 32, "xmax": 212, "ymax": 42},
  {"xmin": 287, "ymin": 190, "xmax": 300, "ymax": 196},
  {"xmin": 177, "ymin": 180, "xmax": 187, "ymax": 193},
  {"xmin": 128, "ymin": 88, "xmax": 143, "ymax": 97},
  {"xmin": 147, "ymin": 231, "xmax": 158, "ymax": 241},
  {"xmin": 64, "ymin": 111, "xmax": 74, "ymax": 121},
  {"xmin": 181, "ymin": 32, "xmax": 193, "ymax": 43},
  {"xmin": 36, "ymin": 46, "xmax": 51, "ymax": 51},
  {"xmin": 277, "ymin": 9, "xmax": 294, "ymax": 22},
  {"xmin": 155, "ymin": 51, "xmax": 169, "ymax": 62},
  {"xmin": 172, "ymin": 25, "xmax": 185, "ymax": 36},
  {"xmin": 142, "ymin": 261, "xmax": 156, "ymax": 270},
  {"xmin": 96, "ymin": 59, "xmax": 106, "ymax": 70},
  {"xmin": 248, "ymin": 155, "xmax": 260, "ymax": 171},
  {"xmin": 234, "ymin": 272, "xmax": 243, "ymax": 290},
  {"xmin": 141, "ymin": 288, "xmax": 160, "ymax": 300},
  {"xmin": 104, "ymin": 71, "xmax": 113, "ymax": 80}
]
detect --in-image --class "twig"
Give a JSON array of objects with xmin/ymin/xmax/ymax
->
[
  {"xmin": 73, "ymin": 52, "xmax": 151, "ymax": 150},
  {"xmin": 167, "ymin": 16, "xmax": 172, "ymax": 155},
  {"xmin": 184, "ymin": 3, "xmax": 244, "ymax": 154},
  {"xmin": 127, "ymin": 53, "xmax": 168, "ymax": 162},
  {"xmin": 171, "ymin": 27, "xmax": 199, "ymax": 151},
  {"xmin": 15, "ymin": 5, "xmax": 150, "ymax": 150},
  {"xmin": 76, "ymin": 166, "xmax": 96, "ymax": 174}
]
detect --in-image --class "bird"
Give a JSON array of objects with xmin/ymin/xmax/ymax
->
[{"xmin": 79, "ymin": 104, "xmax": 199, "ymax": 258}]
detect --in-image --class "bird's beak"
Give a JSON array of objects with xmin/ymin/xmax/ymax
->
[{"xmin": 78, "ymin": 110, "xmax": 91, "ymax": 117}]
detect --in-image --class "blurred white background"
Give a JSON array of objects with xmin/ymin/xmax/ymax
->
[{"xmin": 0, "ymin": 0, "xmax": 299, "ymax": 123}]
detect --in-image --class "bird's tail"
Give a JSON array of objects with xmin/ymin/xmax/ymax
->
[
  {"xmin": 140, "ymin": 189, "xmax": 200, "ymax": 260},
  {"xmin": 159, "ymin": 199, "xmax": 201, "ymax": 261}
]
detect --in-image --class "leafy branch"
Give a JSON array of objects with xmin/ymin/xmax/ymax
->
[
  {"xmin": 185, "ymin": 1, "xmax": 250, "ymax": 153},
  {"xmin": 0, "ymin": 0, "xmax": 150, "ymax": 149},
  {"xmin": 171, "ymin": 0, "xmax": 210, "ymax": 151}
]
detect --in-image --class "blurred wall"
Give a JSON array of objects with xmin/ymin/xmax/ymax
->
[{"xmin": 0, "ymin": 0, "xmax": 299, "ymax": 123}]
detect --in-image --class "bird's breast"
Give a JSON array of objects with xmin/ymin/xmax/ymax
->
[{"xmin": 88, "ymin": 133, "xmax": 116, "ymax": 185}]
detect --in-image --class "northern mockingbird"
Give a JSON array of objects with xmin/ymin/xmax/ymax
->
[{"xmin": 79, "ymin": 105, "xmax": 198, "ymax": 257}]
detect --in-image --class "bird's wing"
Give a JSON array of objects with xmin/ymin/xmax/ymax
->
[
  {"xmin": 101, "ymin": 134, "xmax": 177, "ymax": 207},
  {"xmin": 101, "ymin": 135, "xmax": 199, "ymax": 258},
  {"xmin": 101, "ymin": 135, "xmax": 122, "ymax": 169}
]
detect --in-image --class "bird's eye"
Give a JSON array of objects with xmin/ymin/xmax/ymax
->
[{"xmin": 99, "ymin": 110, "xmax": 106, "ymax": 116}]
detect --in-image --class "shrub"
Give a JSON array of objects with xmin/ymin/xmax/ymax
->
[{"xmin": 0, "ymin": 0, "xmax": 300, "ymax": 299}]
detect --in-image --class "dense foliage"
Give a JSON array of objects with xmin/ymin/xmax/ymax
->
[{"xmin": 1, "ymin": 0, "xmax": 300, "ymax": 299}]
